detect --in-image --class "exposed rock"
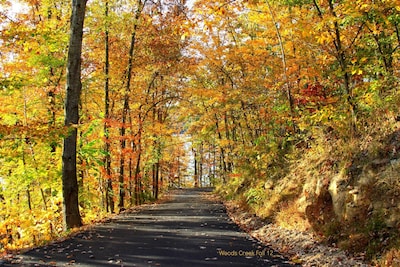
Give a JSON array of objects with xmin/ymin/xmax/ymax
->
[{"xmin": 224, "ymin": 199, "xmax": 371, "ymax": 267}]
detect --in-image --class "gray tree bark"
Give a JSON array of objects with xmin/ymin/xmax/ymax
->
[{"xmin": 62, "ymin": 0, "xmax": 87, "ymax": 229}]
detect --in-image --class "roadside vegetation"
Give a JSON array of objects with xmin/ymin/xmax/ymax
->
[{"xmin": 1, "ymin": 0, "xmax": 400, "ymax": 265}]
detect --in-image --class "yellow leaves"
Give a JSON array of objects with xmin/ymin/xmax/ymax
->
[
  {"xmin": 297, "ymin": 119, "xmax": 309, "ymax": 133},
  {"xmin": 361, "ymin": 92, "xmax": 377, "ymax": 107},
  {"xmin": 219, "ymin": 139, "xmax": 233, "ymax": 148},
  {"xmin": 351, "ymin": 69, "xmax": 363, "ymax": 75},
  {"xmin": 369, "ymin": 23, "xmax": 381, "ymax": 35},
  {"xmin": 147, "ymin": 121, "xmax": 173, "ymax": 136},
  {"xmin": 216, "ymin": 6, "xmax": 227, "ymax": 16},
  {"xmin": 316, "ymin": 29, "xmax": 334, "ymax": 45},
  {"xmin": 181, "ymin": 32, "xmax": 189, "ymax": 41},
  {"xmin": 360, "ymin": 4, "xmax": 370, "ymax": 10},
  {"xmin": 203, "ymin": 21, "xmax": 214, "ymax": 32},
  {"xmin": 0, "ymin": 206, "xmax": 61, "ymax": 253},
  {"xmin": 359, "ymin": 57, "xmax": 368, "ymax": 64},
  {"xmin": 308, "ymin": 105, "xmax": 336, "ymax": 126}
]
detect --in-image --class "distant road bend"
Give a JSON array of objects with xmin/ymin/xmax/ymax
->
[{"xmin": 4, "ymin": 188, "xmax": 297, "ymax": 266}]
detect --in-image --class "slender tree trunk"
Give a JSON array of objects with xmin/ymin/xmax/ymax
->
[
  {"xmin": 327, "ymin": 0, "xmax": 357, "ymax": 135},
  {"xmin": 199, "ymin": 142, "xmax": 203, "ymax": 187},
  {"xmin": 103, "ymin": 0, "xmax": 114, "ymax": 213},
  {"xmin": 193, "ymin": 148, "xmax": 198, "ymax": 187},
  {"xmin": 118, "ymin": 100, "xmax": 128, "ymax": 210},
  {"xmin": 177, "ymin": 153, "xmax": 181, "ymax": 188},
  {"xmin": 152, "ymin": 162, "xmax": 159, "ymax": 199},
  {"xmin": 62, "ymin": 0, "xmax": 87, "ymax": 229},
  {"xmin": 266, "ymin": 0, "xmax": 295, "ymax": 132},
  {"xmin": 313, "ymin": 0, "xmax": 357, "ymax": 135},
  {"xmin": 47, "ymin": 5, "xmax": 64, "ymax": 154},
  {"xmin": 134, "ymin": 149, "xmax": 142, "ymax": 205},
  {"xmin": 26, "ymin": 187, "xmax": 32, "ymax": 211},
  {"xmin": 224, "ymin": 112, "xmax": 233, "ymax": 173},
  {"xmin": 157, "ymin": 161, "xmax": 161, "ymax": 196},
  {"xmin": 118, "ymin": 0, "xmax": 145, "ymax": 210},
  {"xmin": 128, "ymin": 151, "xmax": 134, "ymax": 205},
  {"xmin": 128, "ymin": 112, "xmax": 136, "ymax": 205},
  {"xmin": 214, "ymin": 114, "xmax": 227, "ymax": 182},
  {"xmin": 134, "ymin": 118, "xmax": 143, "ymax": 205},
  {"xmin": 77, "ymin": 131, "xmax": 84, "ymax": 208},
  {"xmin": 48, "ymin": 89, "xmax": 57, "ymax": 153},
  {"xmin": 40, "ymin": 188, "xmax": 47, "ymax": 210}
]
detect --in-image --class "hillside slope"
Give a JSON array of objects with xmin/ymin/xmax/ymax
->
[{"xmin": 217, "ymin": 116, "xmax": 400, "ymax": 265}]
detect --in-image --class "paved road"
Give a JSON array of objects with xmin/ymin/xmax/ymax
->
[{"xmin": 4, "ymin": 188, "xmax": 296, "ymax": 266}]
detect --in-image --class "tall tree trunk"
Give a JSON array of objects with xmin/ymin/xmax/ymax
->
[
  {"xmin": 48, "ymin": 89, "xmax": 57, "ymax": 153},
  {"xmin": 118, "ymin": 98, "xmax": 128, "ymax": 210},
  {"xmin": 313, "ymin": 0, "xmax": 357, "ymax": 135},
  {"xmin": 62, "ymin": 0, "xmax": 87, "ymax": 229},
  {"xmin": 26, "ymin": 187, "xmax": 32, "ymax": 211},
  {"xmin": 152, "ymin": 162, "xmax": 160, "ymax": 199},
  {"xmin": 129, "ymin": 155, "xmax": 134, "ymax": 205},
  {"xmin": 266, "ymin": 0, "xmax": 295, "ymax": 133},
  {"xmin": 118, "ymin": 0, "xmax": 145, "ymax": 210},
  {"xmin": 214, "ymin": 114, "xmax": 227, "ymax": 182},
  {"xmin": 103, "ymin": 0, "xmax": 114, "ymax": 213},
  {"xmin": 134, "ymin": 149, "xmax": 142, "ymax": 205},
  {"xmin": 327, "ymin": 0, "xmax": 357, "ymax": 135},
  {"xmin": 128, "ymin": 111, "xmax": 137, "ymax": 205},
  {"xmin": 193, "ymin": 148, "xmax": 199, "ymax": 187},
  {"xmin": 134, "ymin": 118, "xmax": 143, "ymax": 205},
  {"xmin": 224, "ymin": 112, "xmax": 233, "ymax": 173},
  {"xmin": 199, "ymin": 142, "xmax": 203, "ymax": 187}
]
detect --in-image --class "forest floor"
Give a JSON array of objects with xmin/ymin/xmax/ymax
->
[
  {"xmin": 1, "ymin": 188, "xmax": 295, "ymax": 267},
  {"xmin": 220, "ymin": 196, "xmax": 373, "ymax": 267}
]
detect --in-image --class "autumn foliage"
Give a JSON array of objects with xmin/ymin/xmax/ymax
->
[
  {"xmin": 0, "ymin": 0, "xmax": 189, "ymax": 251},
  {"xmin": 1, "ymin": 0, "xmax": 400, "ymax": 264}
]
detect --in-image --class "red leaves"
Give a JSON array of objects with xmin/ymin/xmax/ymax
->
[{"xmin": 295, "ymin": 83, "xmax": 336, "ymax": 111}]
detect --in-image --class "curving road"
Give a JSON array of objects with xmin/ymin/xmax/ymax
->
[{"xmin": 4, "ymin": 188, "xmax": 297, "ymax": 266}]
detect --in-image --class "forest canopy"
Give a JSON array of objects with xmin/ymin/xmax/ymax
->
[{"xmin": 1, "ymin": 0, "xmax": 400, "ymax": 263}]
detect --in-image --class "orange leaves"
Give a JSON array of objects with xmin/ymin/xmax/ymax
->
[{"xmin": 1, "ymin": 0, "xmax": 399, "ymax": 255}]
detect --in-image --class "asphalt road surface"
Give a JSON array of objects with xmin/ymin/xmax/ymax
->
[{"xmin": 4, "ymin": 188, "xmax": 297, "ymax": 266}]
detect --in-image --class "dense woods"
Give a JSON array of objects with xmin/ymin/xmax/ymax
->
[{"xmin": 1, "ymin": 0, "xmax": 400, "ymax": 264}]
